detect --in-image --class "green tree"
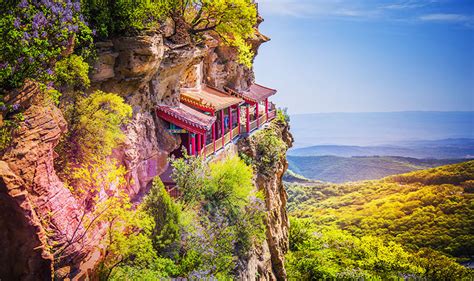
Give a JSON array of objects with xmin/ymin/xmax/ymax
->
[
  {"xmin": 170, "ymin": 150, "xmax": 208, "ymax": 207},
  {"xmin": 143, "ymin": 177, "xmax": 182, "ymax": 257},
  {"xmin": 205, "ymin": 156, "xmax": 254, "ymax": 218},
  {"xmin": 56, "ymin": 90, "xmax": 132, "ymax": 174},
  {"xmin": 171, "ymin": 0, "xmax": 258, "ymax": 67},
  {"xmin": 94, "ymin": 192, "xmax": 157, "ymax": 280}
]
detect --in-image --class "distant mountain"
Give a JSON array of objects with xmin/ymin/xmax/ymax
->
[
  {"xmin": 289, "ymin": 112, "xmax": 474, "ymax": 148},
  {"xmin": 288, "ymin": 138, "xmax": 474, "ymax": 159},
  {"xmin": 287, "ymin": 155, "xmax": 469, "ymax": 183}
]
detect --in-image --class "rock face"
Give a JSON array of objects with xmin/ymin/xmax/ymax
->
[
  {"xmin": 238, "ymin": 119, "xmax": 294, "ymax": 281},
  {"xmin": 0, "ymin": 83, "xmax": 88, "ymax": 279}
]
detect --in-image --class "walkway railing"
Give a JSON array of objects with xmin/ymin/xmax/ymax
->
[
  {"xmin": 164, "ymin": 109, "xmax": 279, "ymax": 195},
  {"xmin": 268, "ymin": 109, "xmax": 276, "ymax": 121}
]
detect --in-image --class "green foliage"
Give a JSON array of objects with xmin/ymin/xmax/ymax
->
[
  {"xmin": 81, "ymin": 0, "xmax": 167, "ymax": 38},
  {"xmin": 277, "ymin": 107, "xmax": 290, "ymax": 123},
  {"xmin": 66, "ymin": 157, "xmax": 128, "ymax": 204},
  {"xmin": 143, "ymin": 178, "xmax": 182, "ymax": 257},
  {"xmin": 287, "ymin": 218, "xmax": 422, "ymax": 280},
  {"xmin": 56, "ymin": 90, "xmax": 132, "ymax": 173},
  {"xmin": 204, "ymin": 156, "xmax": 254, "ymax": 217},
  {"xmin": 234, "ymin": 194, "xmax": 267, "ymax": 258},
  {"xmin": 110, "ymin": 259, "xmax": 179, "ymax": 281},
  {"xmin": 287, "ymin": 155, "xmax": 468, "ymax": 183},
  {"xmin": 182, "ymin": 0, "xmax": 258, "ymax": 67},
  {"xmin": 82, "ymin": 0, "xmax": 257, "ymax": 66},
  {"xmin": 165, "ymin": 155, "xmax": 266, "ymax": 278},
  {"xmin": 54, "ymin": 54, "xmax": 90, "ymax": 91},
  {"xmin": 286, "ymin": 161, "xmax": 474, "ymax": 280},
  {"xmin": 0, "ymin": 109, "xmax": 24, "ymax": 151},
  {"xmin": 253, "ymin": 127, "xmax": 287, "ymax": 176},
  {"xmin": 93, "ymin": 193, "xmax": 158, "ymax": 280},
  {"xmin": 389, "ymin": 160, "xmax": 474, "ymax": 186},
  {"xmin": 170, "ymin": 149, "xmax": 208, "ymax": 207}
]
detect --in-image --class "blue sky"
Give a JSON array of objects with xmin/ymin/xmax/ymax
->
[{"xmin": 254, "ymin": 0, "xmax": 474, "ymax": 114}]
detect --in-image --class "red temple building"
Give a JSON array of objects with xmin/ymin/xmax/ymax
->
[
  {"xmin": 226, "ymin": 83, "xmax": 277, "ymax": 134},
  {"xmin": 180, "ymin": 85, "xmax": 244, "ymax": 157},
  {"xmin": 156, "ymin": 83, "xmax": 278, "ymax": 194}
]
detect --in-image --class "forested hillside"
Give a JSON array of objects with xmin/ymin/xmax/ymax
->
[
  {"xmin": 287, "ymin": 155, "xmax": 467, "ymax": 183},
  {"xmin": 286, "ymin": 161, "xmax": 474, "ymax": 279}
]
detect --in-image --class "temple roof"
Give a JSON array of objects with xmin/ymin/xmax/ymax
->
[
  {"xmin": 181, "ymin": 85, "xmax": 243, "ymax": 112},
  {"xmin": 156, "ymin": 103, "xmax": 216, "ymax": 134},
  {"xmin": 226, "ymin": 83, "xmax": 277, "ymax": 104}
]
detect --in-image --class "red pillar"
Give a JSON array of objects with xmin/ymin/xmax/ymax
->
[
  {"xmin": 237, "ymin": 106, "xmax": 241, "ymax": 134},
  {"xmin": 221, "ymin": 109, "xmax": 225, "ymax": 147},
  {"xmin": 229, "ymin": 107, "xmax": 233, "ymax": 139},
  {"xmin": 203, "ymin": 133, "xmax": 207, "ymax": 157},
  {"xmin": 265, "ymin": 98, "xmax": 269, "ymax": 121},
  {"xmin": 191, "ymin": 134, "xmax": 196, "ymax": 156},
  {"xmin": 256, "ymin": 103, "xmax": 260, "ymax": 127},
  {"xmin": 246, "ymin": 105, "xmax": 250, "ymax": 133},
  {"xmin": 187, "ymin": 133, "xmax": 191, "ymax": 155},
  {"xmin": 212, "ymin": 111, "xmax": 216, "ymax": 153},
  {"xmin": 197, "ymin": 133, "xmax": 202, "ymax": 156}
]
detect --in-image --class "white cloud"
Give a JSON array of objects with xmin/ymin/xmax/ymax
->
[
  {"xmin": 419, "ymin": 13, "xmax": 471, "ymax": 22},
  {"xmin": 381, "ymin": 0, "xmax": 441, "ymax": 10}
]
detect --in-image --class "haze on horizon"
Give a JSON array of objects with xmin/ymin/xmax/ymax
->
[{"xmin": 254, "ymin": 0, "xmax": 474, "ymax": 114}]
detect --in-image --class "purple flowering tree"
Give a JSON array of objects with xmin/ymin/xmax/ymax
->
[{"xmin": 0, "ymin": 0, "xmax": 93, "ymax": 91}]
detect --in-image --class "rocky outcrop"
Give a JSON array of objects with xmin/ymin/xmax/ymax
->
[
  {"xmin": 90, "ymin": 33, "xmax": 206, "ymax": 197},
  {"xmin": 238, "ymin": 118, "xmax": 294, "ymax": 281},
  {"xmin": 0, "ymin": 83, "xmax": 90, "ymax": 279}
]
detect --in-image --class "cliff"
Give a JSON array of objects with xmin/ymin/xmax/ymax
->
[
  {"xmin": 0, "ymin": 16, "xmax": 291, "ymax": 281},
  {"xmin": 238, "ymin": 117, "xmax": 294, "ymax": 281}
]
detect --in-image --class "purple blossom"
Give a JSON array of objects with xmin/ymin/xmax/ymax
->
[
  {"xmin": 72, "ymin": 1, "xmax": 80, "ymax": 12},
  {"xmin": 18, "ymin": 0, "xmax": 28, "ymax": 9},
  {"xmin": 41, "ymin": 31, "xmax": 47, "ymax": 38},
  {"xmin": 28, "ymin": 57, "xmax": 34, "ymax": 63},
  {"xmin": 69, "ymin": 24, "xmax": 78, "ymax": 32},
  {"xmin": 0, "ymin": 105, "xmax": 6, "ymax": 111},
  {"xmin": 51, "ymin": 5, "xmax": 60, "ymax": 15},
  {"xmin": 41, "ymin": 0, "xmax": 52, "ymax": 9},
  {"xmin": 18, "ymin": 57, "xmax": 25, "ymax": 63},
  {"xmin": 92, "ymin": 29, "xmax": 97, "ymax": 36},
  {"xmin": 32, "ymin": 12, "xmax": 46, "ymax": 30},
  {"xmin": 0, "ymin": 62, "xmax": 8, "ymax": 69},
  {"xmin": 12, "ymin": 104, "xmax": 20, "ymax": 111},
  {"xmin": 46, "ymin": 68, "xmax": 53, "ymax": 75},
  {"xmin": 14, "ymin": 18, "xmax": 21, "ymax": 29},
  {"xmin": 23, "ymin": 32, "xmax": 30, "ymax": 40}
]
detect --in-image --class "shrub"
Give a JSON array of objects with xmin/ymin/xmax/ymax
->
[
  {"xmin": 54, "ymin": 54, "xmax": 90, "ymax": 91},
  {"xmin": 204, "ymin": 156, "xmax": 254, "ymax": 218},
  {"xmin": 254, "ymin": 128, "xmax": 287, "ymax": 176}
]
